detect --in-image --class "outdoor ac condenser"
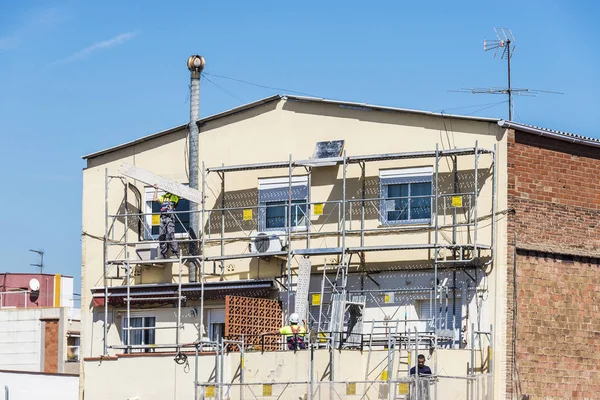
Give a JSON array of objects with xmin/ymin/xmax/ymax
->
[{"xmin": 249, "ymin": 232, "xmax": 284, "ymax": 254}]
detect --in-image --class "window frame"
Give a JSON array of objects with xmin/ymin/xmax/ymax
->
[
  {"xmin": 258, "ymin": 176, "xmax": 309, "ymax": 232},
  {"xmin": 66, "ymin": 334, "xmax": 80, "ymax": 362},
  {"xmin": 379, "ymin": 167, "xmax": 433, "ymax": 225},
  {"xmin": 206, "ymin": 307, "xmax": 226, "ymax": 343},
  {"xmin": 122, "ymin": 314, "xmax": 156, "ymax": 353},
  {"xmin": 418, "ymin": 298, "xmax": 462, "ymax": 334},
  {"xmin": 143, "ymin": 186, "xmax": 191, "ymax": 240}
]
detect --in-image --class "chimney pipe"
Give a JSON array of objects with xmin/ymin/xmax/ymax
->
[{"xmin": 187, "ymin": 55, "xmax": 205, "ymax": 283}]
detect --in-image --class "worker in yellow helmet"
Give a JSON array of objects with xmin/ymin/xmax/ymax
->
[
  {"xmin": 265, "ymin": 313, "xmax": 307, "ymax": 350},
  {"xmin": 153, "ymin": 184, "xmax": 180, "ymax": 259}
]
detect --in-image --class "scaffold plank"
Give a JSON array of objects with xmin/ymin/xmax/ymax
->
[{"xmin": 119, "ymin": 162, "xmax": 203, "ymax": 204}]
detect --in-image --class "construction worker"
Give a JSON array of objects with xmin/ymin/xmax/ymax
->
[
  {"xmin": 410, "ymin": 354, "xmax": 432, "ymax": 376},
  {"xmin": 265, "ymin": 313, "xmax": 307, "ymax": 350},
  {"xmin": 153, "ymin": 184, "xmax": 179, "ymax": 259}
]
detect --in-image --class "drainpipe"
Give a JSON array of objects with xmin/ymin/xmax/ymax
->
[{"xmin": 187, "ymin": 55, "xmax": 205, "ymax": 282}]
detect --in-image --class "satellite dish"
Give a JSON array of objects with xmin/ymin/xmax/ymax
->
[{"xmin": 29, "ymin": 278, "xmax": 40, "ymax": 292}]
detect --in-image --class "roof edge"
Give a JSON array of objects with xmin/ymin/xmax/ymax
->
[
  {"xmin": 83, "ymin": 93, "xmax": 501, "ymax": 160},
  {"xmin": 498, "ymin": 120, "xmax": 600, "ymax": 149},
  {"xmin": 284, "ymin": 95, "xmax": 500, "ymax": 123},
  {"xmin": 82, "ymin": 95, "xmax": 283, "ymax": 160}
]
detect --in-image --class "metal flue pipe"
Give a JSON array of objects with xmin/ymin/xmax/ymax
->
[{"xmin": 187, "ymin": 55, "xmax": 205, "ymax": 282}]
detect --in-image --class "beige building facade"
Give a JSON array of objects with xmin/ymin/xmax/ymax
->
[{"xmin": 81, "ymin": 95, "xmax": 508, "ymax": 399}]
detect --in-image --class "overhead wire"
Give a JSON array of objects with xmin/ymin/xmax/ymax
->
[
  {"xmin": 202, "ymin": 71, "xmax": 319, "ymax": 97},
  {"xmin": 469, "ymin": 100, "xmax": 508, "ymax": 115},
  {"xmin": 201, "ymin": 73, "xmax": 244, "ymax": 103},
  {"xmin": 435, "ymin": 100, "xmax": 509, "ymax": 114},
  {"xmin": 514, "ymin": 104, "xmax": 524, "ymax": 123}
]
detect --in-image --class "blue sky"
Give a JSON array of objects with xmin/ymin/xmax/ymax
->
[{"xmin": 0, "ymin": 0, "xmax": 598, "ymax": 295}]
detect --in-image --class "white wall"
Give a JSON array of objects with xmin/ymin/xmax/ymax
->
[
  {"xmin": 0, "ymin": 308, "xmax": 73, "ymax": 373},
  {"xmin": 83, "ymin": 348, "xmax": 486, "ymax": 400},
  {"xmin": 0, "ymin": 308, "xmax": 50, "ymax": 371},
  {"xmin": 0, "ymin": 370, "xmax": 78, "ymax": 400}
]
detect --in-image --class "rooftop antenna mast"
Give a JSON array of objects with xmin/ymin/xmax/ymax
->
[
  {"xmin": 29, "ymin": 249, "xmax": 44, "ymax": 274},
  {"xmin": 450, "ymin": 28, "xmax": 563, "ymax": 120},
  {"xmin": 484, "ymin": 28, "xmax": 515, "ymax": 120}
]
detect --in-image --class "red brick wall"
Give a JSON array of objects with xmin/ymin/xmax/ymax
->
[
  {"xmin": 43, "ymin": 318, "xmax": 59, "ymax": 373},
  {"xmin": 506, "ymin": 129, "xmax": 600, "ymax": 399},
  {"xmin": 513, "ymin": 252, "xmax": 600, "ymax": 399}
]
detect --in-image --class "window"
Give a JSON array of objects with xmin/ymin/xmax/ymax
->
[
  {"xmin": 379, "ymin": 167, "xmax": 433, "ymax": 224},
  {"xmin": 208, "ymin": 308, "xmax": 226, "ymax": 342},
  {"xmin": 258, "ymin": 176, "xmax": 308, "ymax": 231},
  {"xmin": 419, "ymin": 299, "xmax": 462, "ymax": 333},
  {"xmin": 265, "ymin": 200, "xmax": 307, "ymax": 229},
  {"xmin": 144, "ymin": 187, "xmax": 190, "ymax": 240},
  {"xmin": 67, "ymin": 335, "xmax": 80, "ymax": 362},
  {"xmin": 123, "ymin": 316, "xmax": 156, "ymax": 353}
]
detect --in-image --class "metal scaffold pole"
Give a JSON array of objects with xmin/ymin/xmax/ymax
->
[
  {"xmin": 124, "ymin": 179, "xmax": 131, "ymax": 352},
  {"xmin": 220, "ymin": 171, "xmax": 225, "ymax": 276},
  {"xmin": 176, "ymin": 254, "xmax": 182, "ymax": 350},
  {"xmin": 200, "ymin": 162, "xmax": 206, "ymax": 347},
  {"xmin": 286, "ymin": 154, "xmax": 293, "ymax": 317},
  {"xmin": 341, "ymin": 150, "xmax": 347, "ymax": 292},
  {"xmin": 360, "ymin": 161, "xmax": 366, "ymax": 248},
  {"xmin": 103, "ymin": 168, "xmax": 109, "ymax": 356},
  {"xmin": 125, "ymin": 259, "xmax": 131, "ymax": 350},
  {"xmin": 434, "ymin": 144, "xmax": 440, "ymax": 333},
  {"xmin": 473, "ymin": 140, "xmax": 479, "ymax": 253}
]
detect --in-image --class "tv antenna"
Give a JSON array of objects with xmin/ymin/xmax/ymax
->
[
  {"xmin": 29, "ymin": 249, "xmax": 44, "ymax": 274},
  {"xmin": 450, "ymin": 28, "xmax": 563, "ymax": 120}
]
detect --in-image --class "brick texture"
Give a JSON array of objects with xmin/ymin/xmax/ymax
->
[
  {"xmin": 43, "ymin": 319, "xmax": 59, "ymax": 373},
  {"xmin": 225, "ymin": 295, "xmax": 282, "ymax": 351},
  {"xmin": 506, "ymin": 129, "xmax": 600, "ymax": 399}
]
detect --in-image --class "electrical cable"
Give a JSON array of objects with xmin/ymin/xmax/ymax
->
[
  {"xmin": 202, "ymin": 73, "xmax": 244, "ymax": 102},
  {"xmin": 202, "ymin": 71, "xmax": 319, "ymax": 97},
  {"xmin": 469, "ymin": 101, "xmax": 508, "ymax": 115},
  {"xmin": 435, "ymin": 101, "xmax": 508, "ymax": 113}
]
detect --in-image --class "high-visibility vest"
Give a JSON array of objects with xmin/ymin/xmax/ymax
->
[
  {"xmin": 159, "ymin": 193, "xmax": 179, "ymax": 213},
  {"xmin": 280, "ymin": 325, "xmax": 306, "ymax": 343}
]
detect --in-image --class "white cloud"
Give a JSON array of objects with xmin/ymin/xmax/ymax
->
[{"xmin": 52, "ymin": 31, "xmax": 140, "ymax": 65}]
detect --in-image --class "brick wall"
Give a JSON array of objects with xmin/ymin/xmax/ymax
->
[
  {"xmin": 506, "ymin": 129, "xmax": 600, "ymax": 399},
  {"xmin": 42, "ymin": 318, "xmax": 59, "ymax": 373}
]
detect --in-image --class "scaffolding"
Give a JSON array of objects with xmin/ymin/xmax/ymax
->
[
  {"xmin": 97, "ymin": 141, "xmax": 497, "ymax": 396},
  {"xmin": 193, "ymin": 326, "xmax": 494, "ymax": 400},
  {"xmin": 199, "ymin": 142, "xmax": 496, "ymax": 343}
]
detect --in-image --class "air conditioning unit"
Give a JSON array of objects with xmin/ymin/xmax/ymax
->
[
  {"xmin": 135, "ymin": 243, "xmax": 159, "ymax": 261},
  {"xmin": 249, "ymin": 232, "xmax": 284, "ymax": 254}
]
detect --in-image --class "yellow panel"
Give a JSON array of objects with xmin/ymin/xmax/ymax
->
[
  {"xmin": 318, "ymin": 332, "xmax": 327, "ymax": 343},
  {"xmin": 205, "ymin": 386, "xmax": 215, "ymax": 397},
  {"xmin": 151, "ymin": 214, "xmax": 160, "ymax": 225},
  {"xmin": 346, "ymin": 382, "xmax": 356, "ymax": 395},
  {"xmin": 54, "ymin": 274, "xmax": 61, "ymax": 307},
  {"xmin": 407, "ymin": 352, "xmax": 411, "ymax": 365},
  {"xmin": 380, "ymin": 370, "xmax": 388, "ymax": 381},
  {"xmin": 311, "ymin": 293, "xmax": 321, "ymax": 306},
  {"xmin": 313, "ymin": 203, "xmax": 323, "ymax": 215},
  {"xmin": 384, "ymin": 294, "xmax": 390, "ymax": 303},
  {"xmin": 488, "ymin": 346, "xmax": 493, "ymax": 362},
  {"xmin": 243, "ymin": 209, "xmax": 253, "ymax": 221},
  {"xmin": 398, "ymin": 383, "xmax": 409, "ymax": 395},
  {"xmin": 451, "ymin": 195, "xmax": 463, "ymax": 207},
  {"xmin": 262, "ymin": 384, "xmax": 272, "ymax": 396}
]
